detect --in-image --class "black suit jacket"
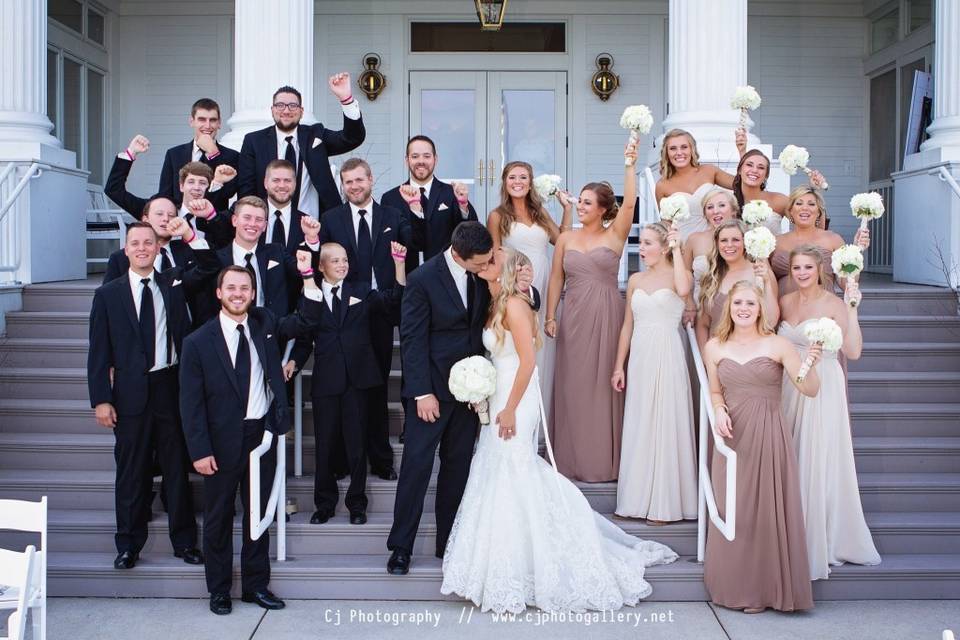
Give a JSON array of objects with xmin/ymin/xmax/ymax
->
[
  {"xmin": 87, "ymin": 269, "xmax": 191, "ymax": 416},
  {"xmin": 291, "ymin": 281, "xmax": 402, "ymax": 396},
  {"xmin": 318, "ymin": 202, "xmax": 411, "ymax": 289},
  {"xmin": 199, "ymin": 242, "xmax": 300, "ymax": 321},
  {"xmin": 399, "ymin": 253, "xmax": 489, "ymax": 402},
  {"xmin": 158, "ymin": 141, "xmax": 239, "ymax": 209},
  {"xmin": 381, "ymin": 179, "xmax": 478, "ymax": 272},
  {"xmin": 237, "ymin": 114, "xmax": 365, "ymax": 213},
  {"xmin": 178, "ymin": 303, "xmax": 321, "ymax": 466},
  {"xmin": 258, "ymin": 207, "xmax": 307, "ymax": 256}
]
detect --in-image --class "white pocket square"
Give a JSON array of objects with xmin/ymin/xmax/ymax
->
[
  {"xmin": 383, "ymin": 226, "xmax": 392, "ymax": 233},
  {"xmin": 438, "ymin": 203, "xmax": 449, "ymax": 211},
  {"xmin": 172, "ymin": 279, "xmax": 182, "ymax": 287},
  {"xmin": 267, "ymin": 259, "xmax": 279, "ymax": 270},
  {"xmin": 266, "ymin": 333, "xmax": 273, "ymax": 339},
  {"xmin": 312, "ymin": 139, "xmax": 322, "ymax": 149},
  {"xmin": 348, "ymin": 296, "xmax": 362, "ymax": 306}
]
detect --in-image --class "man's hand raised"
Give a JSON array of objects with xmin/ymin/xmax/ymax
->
[
  {"xmin": 328, "ymin": 72, "xmax": 353, "ymax": 102},
  {"xmin": 213, "ymin": 164, "xmax": 237, "ymax": 184},
  {"xmin": 300, "ymin": 215, "xmax": 321, "ymax": 244},
  {"xmin": 127, "ymin": 134, "xmax": 150, "ymax": 156}
]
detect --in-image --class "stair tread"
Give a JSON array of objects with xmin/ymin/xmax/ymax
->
[{"xmin": 853, "ymin": 436, "xmax": 960, "ymax": 449}]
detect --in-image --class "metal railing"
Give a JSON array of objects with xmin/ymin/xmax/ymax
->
[
  {"xmin": 0, "ymin": 162, "xmax": 47, "ymax": 283},
  {"xmin": 932, "ymin": 165, "xmax": 960, "ymax": 201},
  {"xmin": 865, "ymin": 179, "xmax": 894, "ymax": 274},
  {"xmin": 685, "ymin": 325, "xmax": 737, "ymax": 561},
  {"xmin": 249, "ymin": 431, "xmax": 287, "ymax": 561}
]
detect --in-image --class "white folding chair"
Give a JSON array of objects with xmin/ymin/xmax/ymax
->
[
  {"xmin": 0, "ymin": 498, "xmax": 47, "ymax": 640},
  {"xmin": 0, "ymin": 546, "xmax": 37, "ymax": 640}
]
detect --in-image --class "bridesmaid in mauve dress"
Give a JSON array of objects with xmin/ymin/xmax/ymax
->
[
  {"xmin": 702, "ymin": 280, "xmax": 821, "ymax": 613},
  {"xmin": 545, "ymin": 140, "xmax": 639, "ymax": 483}
]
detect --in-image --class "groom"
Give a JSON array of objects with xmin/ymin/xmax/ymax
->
[{"xmin": 386, "ymin": 222, "xmax": 494, "ymax": 574}]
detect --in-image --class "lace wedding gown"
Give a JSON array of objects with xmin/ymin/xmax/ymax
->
[{"xmin": 440, "ymin": 328, "xmax": 678, "ymax": 614}]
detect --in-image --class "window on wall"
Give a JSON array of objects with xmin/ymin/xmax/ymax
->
[
  {"xmin": 869, "ymin": 69, "xmax": 897, "ymax": 182},
  {"xmin": 908, "ymin": 0, "xmax": 932, "ymax": 33},
  {"xmin": 49, "ymin": 0, "xmax": 107, "ymax": 48},
  {"xmin": 48, "ymin": 47, "xmax": 107, "ymax": 185},
  {"xmin": 871, "ymin": 8, "xmax": 900, "ymax": 53}
]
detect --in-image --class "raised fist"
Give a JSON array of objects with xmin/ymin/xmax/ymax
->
[
  {"xmin": 127, "ymin": 135, "xmax": 150, "ymax": 155},
  {"xmin": 166, "ymin": 216, "xmax": 189, "ymax": 238},
  {"xmin": 196, "ymin": 133, "xmax": 218, "ymax": 155},
  {"xmin": 390, "ymin": 241, "xmax": 407, "ymax": 263},
  {"xmin": 187, "ymin": 198, "xmax": 213, "ymax": 217},
  {"xmin": 399, "ymin": 184, "xmax": 422, "ymax": 210},
  {"xmin": 300, "ymin": 215, "xmax": 321, "ymax": 243},
  {"xmin": 213, "ymin": 164, "xmax": 237, "ymax": 184},
  {"xmin": 296, "ymin": 249, "xmax": 313, "ymax": 273},
  {"xmin": 451, "ymin": 181, "xmax": 469, "ymax": 205}
]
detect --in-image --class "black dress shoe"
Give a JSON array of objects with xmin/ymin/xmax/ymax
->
[
  {"xmin": 310, "ymin": 510, "xmax": 333, "ymax": 524},
  {"xmin": 113, "ymin": 551, "xmax": 138, "ymax": 569},
  {"xmin": 374, "ymin": 467, "xmax": 398, "ymax": 481},
  {"xmin": 387, "ymin": 549, "xmax": 410, "ymax": 575},
  {"xmin": 242, "ymin": 589, "xmax": 285, "ymax": 610},
  {"xmin": 349, "ymin": 511, "xmax": 367, "ymax": 525},
  {"xmin": 174, "ymin": 547, "xmax": 204, "ymax": 565},
  {"xmin": 209, "ymin": 593, "xmax": 232, "ymax": 615}
]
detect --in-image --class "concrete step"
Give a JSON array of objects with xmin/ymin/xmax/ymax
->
[
  {"xmin": 2, "ymin": 469, "xmax": 958, "ymax": 513},
  {"xmin": 857, "ymin": 316, "xmax": 960, "ymax": 342},
  {"xmin": 0, "ymin": 337, "xmax": 90, "ymax": 367},
  {"xmin": 852, "ymin": 437, "xmax": 960, "ymax": 473},
  {"xmin": 848, "ymin": 342, "xmax": 960, "ymax": 372},
  {"xmin": 20, "ymin": 280, "xmax": 98, "ymax": 312},
  {"xmin": 4, "ymin": 311, "xmax": 89, "ymax": 338},
  {"xmin": 852, "ymin": 284, "xmax": 957, "ymax": 316},
  {"xmin": 41, "ymin": 551, "xmax": 960, "ymax": 599},
  {"xmin": 844, "ymin": 371, "xmax": 960, "ymax": 403},
  {"xmin": 849, "ymin": 403, "xmax": 960, "ymax": 437}
]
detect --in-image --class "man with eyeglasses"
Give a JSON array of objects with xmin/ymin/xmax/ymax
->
[{"xmin": 238, "ymin": 73, "xmax": 365, "ymax": 220}]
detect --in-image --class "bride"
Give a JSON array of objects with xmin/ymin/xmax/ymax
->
[{"xmin": 440, "ymin": 247, "xmax": 678, "ymax": 614}]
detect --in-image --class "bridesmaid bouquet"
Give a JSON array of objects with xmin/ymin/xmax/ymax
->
[
  {"xmin": 779, "ymin": 144, "xmax": 830, "ymax": 190},
  {"xmin": 741, "ymin": 199, "xmax": 774, "ymax": 228},
  {"xmin": 533, "ymin": 174, "xmax": 578, "ymax": 205},
  {"xmin": 449, "ymin": 355, "xmax": 498, "ymax": 425},
  {"xmin": 850, "ymin": 191, "xmax": 885, "ymax": 230},
  {"xmin": 831, "ymin": 244, "xmax": 865, "ymax": 308},
  {"xmin": 619, "ymin": 104, "xmax": 654, "ymax": 166},
  {"xmin": 744, "ymin": 226, "xmax": 776, "ymax": 290},
  {"xmin": 730, "ymin": 85, "xmax": 761, "ymax": 129},
  {"xmin": 796, "ymin": 317, "xmax": 842, "ymax": 383},
  {"xmin": 658, "ymin": 194, "xmax": 690, "ymax": 248}
]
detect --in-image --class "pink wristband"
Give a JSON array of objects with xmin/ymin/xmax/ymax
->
[
  {"xmin": 405, "ymin": 199, "xmax": 420, "ymax": 206},
  {"xmin": 204, "ymin": 206, "xmax": 216, "ymax": 220},
  {"xmin": 391, "ymin": 252, "xmax": 406, "ymax": 259},
  {"xmin": 206, "ymin": 150, "xmax": 220, "ymax": 160},
  {"xmin": 456, "ymin": 197, "xmax": 468, "ymax": 205},
  {"xmin": 300, "ymin": 269, "xmax": 314, "ymax": 277},
  {"xmin": 125, "ymin": 149, "xmax": 135, "ymax": 161},
  {"xmin": 340, "ymin": 95, "xmax": 354, "ymax": 105},
  {"xmin": 184, "ymin": 229, "xmax": 196, "ymax": 244}
]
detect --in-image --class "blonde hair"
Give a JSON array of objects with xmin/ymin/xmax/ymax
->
[
  {"xmin": 698, "ymin": 219, "xmax": 747, "ymax": 310},
  {"xmin": 786, "ymin": 185, "xmax": 828, "ymax": 229},
  {"xmin": 643, "ymin": 221, "xmax": 674, "ymax": 264},
  {"xmin": 789, "ymin": 244, "xmax": 826, "ymax": 286},
  {"xmin": 701, "ymin": 188, "xmax": 740, "ymax": 222},
  {"xmin": 659, "ymin": 129, "xmax": 701, "ymax": 179},
  {"xmin": 489, "ymin": 248, "xmax": 541, "ymax": 351},
  {"xmin": 493, "ymin": 161, "xmax": 554, "ymax": 241},
  {"xmin": 714, "ymin": 280, "xmax": 774, "ymax": 342}
]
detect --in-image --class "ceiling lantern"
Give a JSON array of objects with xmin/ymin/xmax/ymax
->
[{"xmin": 475, "ymin": 0, "xmax": 508, "ymax": 31}]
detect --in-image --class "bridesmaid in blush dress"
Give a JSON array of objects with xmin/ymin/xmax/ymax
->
[
  {"xmin": 545, "ymin": 140, "xmax": 638, "ymax": 483},
  {"xmin": 702, "ymin": 280, "xmax": 821, "ymax": 613}
]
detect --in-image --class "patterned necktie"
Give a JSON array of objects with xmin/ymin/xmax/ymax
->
[{"xmin": 139, "ymin": 278, "xmax": 156, "ymax": 369}]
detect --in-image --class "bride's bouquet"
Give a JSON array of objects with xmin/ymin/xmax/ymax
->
[
  {"xmin": 744, "ymin": 226, "xmax": 776, "ymax": 290},
  {"xmin": 779, "ymin": 144, "xmax": 830, "ymax": 190},
  {"xmin": 742, "ymin": 199, "xmax": 774, "ymax": 228},
  {"xmin": 850, "ymin": 191, "xmax": 885, "ymax": 230},
  {"xmin": 619, "ymin": 104, "xmax": 653, "ymax": 166},
  {"xmin": 533, "ymin": 174, "xmax": 577, "ymax": 205},
  {"xmin": 658, "ymin": 193, "xmax": 690, "ymax": 248},
  {"xmin": 796, "ymin": 317, "xmax": 842, "ymax": 383},
  {"xmin": 449, "ymin": 355, "xmax": 498, "ymax": 425},
  {"xmin": 831, "ymin": 244, "xmax": 865, "ymax": 308},
  {"xmin": 730, "ymin": 85, "xmax": 761, "ymax": 129}
]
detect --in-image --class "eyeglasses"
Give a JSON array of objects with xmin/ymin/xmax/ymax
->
[{"xmin": 272, "ymin": 102, "xmax": 302, "ymax": 111}]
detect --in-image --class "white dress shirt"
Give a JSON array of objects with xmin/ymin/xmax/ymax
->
[
  {"xmin": 443, "ymin": 247, "xmax": 469, "ymax": 308},
  {"xmin": 267, "ymin": 201, "xmax": 293, "ymax": 246},
  {"xmin": 349, "ymin": 199, "xmax": 378, "ymax": 289},
  {"xmin": 218, "ymin": 312, "xmax": 270, "ymax": 420},
  {"xmin": 127, "ymin": 269, "xmax": 176, "ymax": 370},
  {"xmin": 191, "ymin": 143, "xmax": 202, "ymax": 162},
  {"xmin": 232, "ymin": 242, "xmax": 265, "ymax": 307},
  {"xmin": 320, "ymin": 278, "xmax": 344, "ymax": 312}
]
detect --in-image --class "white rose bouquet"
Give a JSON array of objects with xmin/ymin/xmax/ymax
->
[
  {"xmin": 619, "ymin": 104, "xmax": 653, "ymax": 166},
  {"xmin": 730, "ymin": 85, "xmax": 761, "ymax": 129},
  {"xmin": 779, "ymin": 144, "xmax": 830, "ymax": 190},
  {"xmin": 831, "ymin": 244, "xmax": 865, "ymax": 308},
  {"xmin": 658, "ymin": 193, "xmax": 690, "ymax": 248},
  {"xmin": 850, "ymin": 191, "xmax": 885, "ymax": 230},
  {"xmin": 796, "ymin": 317, "xmax": 842, "ymax": 383},
  {"xmin": 449, "ymin": 355, "xmax": 498, "ymax": 424},
  {"xmin": 742, "ymin": 199, "xmax": 774, "ymax": 228},
  {"xmin": 533, "ymin": 174, "xmax": 577, "ymax": 205},
  {"xmin": 744, "ymin": 226, "xmax": 776, "ymax": 290}
]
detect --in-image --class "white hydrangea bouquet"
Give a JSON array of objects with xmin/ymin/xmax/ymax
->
[
  {"xmin": 619, "ymin": 104, "xmax": 653, "ymax": 166},
  {"xmin": 779, "ymin": 144, "xmax": 830, "ymax": 190},
  {"xmin": 742, "ymin": 199, "xmax": 774, "ymax": 228},
  {"xmin": 832, "ymin": 244, "xmax": 865, "ymax": 308},
  {"xmin": 730, "ymin": 85, "xmax": 761, "ymax": 129},
  {"xmin": 796, "ymin": 317, "xmax": 842, "ymax": 383},
  {"xmin": 533, "ymin": 174, "xmax": 577, "ymax": 205},
  {"xmin": 449, "ymin": 355, "xmax": 498, "ymax": 424},
  {"xmin": 744, "ymin": 226, "xmax": 776, "ymax": 290},
  {"xmin": 658, "ymin": 193, "xmax": 690, "ymax": 247},
  {"xmin": 850, "ymin": 191, "xmax": 885, "ymax": 230}
]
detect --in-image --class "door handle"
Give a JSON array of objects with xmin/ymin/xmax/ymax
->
[
  {"xmin": 476, "ymin": 159, "xmax": 485, "ymax": 185},
  {"xmin": 488, "ymin": 160, "xmax": 496, "ymax": 185}
]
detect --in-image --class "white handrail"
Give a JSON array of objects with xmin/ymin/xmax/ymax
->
[
  {"xmin": 0, "ymin": 162, "xmax": 45, "ymax": 223},
  {"xmin": 294, "ymin": 373, "xmax": 303, "ymax": 477},
  {"xmin": 249, "ymin": 431, "xmax": 287, "ymax": 562},
  {"xmin": 685, "ymin": 325, "xmax": 737, "ymax": 561},
  {"xmin": 932, "ymin": 166, "xmax": 960, "ymax": 201}
]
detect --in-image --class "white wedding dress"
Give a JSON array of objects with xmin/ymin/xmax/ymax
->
[{"xmin": 440, "ymin": 328, "xmax": 678, "ymax": 614}]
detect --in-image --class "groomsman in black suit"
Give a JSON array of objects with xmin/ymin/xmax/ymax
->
[
  {"xmin": 259, "ymin": 159, "xmax": 307, "ymax": 255},
  {"xmin": 316, "ymin": 158, "xmax": 410, "ymax": 480},
  {"xmin": 380, "ymin": 135, "xmax": 478, "ymax": 272},
  {"xmin": 158, "ymin": 98, "xmax": 240, "ymax": 209},
  {"xmin": 179, "ymin": 261, "xmax": 323, "ymax": 615},
  {"xmin": 87, "ymin": 222, "xmax": 203, "ymax": 571},
  {"xmin": 238, "ymin": 73, "xmax": 365, "ymax": 219}
]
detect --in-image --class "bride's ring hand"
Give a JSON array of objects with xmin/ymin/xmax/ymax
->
[{"xmin": 496, "ymin": 409, "xmax": 517, "ymax": 440}]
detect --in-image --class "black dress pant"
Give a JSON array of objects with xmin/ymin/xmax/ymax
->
[
  {"xmin": 202, "ymin": 419, "xmax": 273, "ymax": 596},
  {"xmin": 312, "ymin": 387, "xmax": 368, "ymax": 515},
  {"xmin": 387, "ymin": 400, "xmax": 478, "ymax": 556},
  {"xmin": 366, "ymin": 313, "xmax": 395, "ymax": 473},
  {"xmin": 113, "ymin": 367, "xmax": 196, "ymax": 554}
]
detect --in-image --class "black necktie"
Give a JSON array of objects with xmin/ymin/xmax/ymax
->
[
  {"xmin": 284, "ymin": 135, "xmax": 296, "ymax": 167},
  {"xmin": 331, "ymin": 285, "xmax": 342, "ymax": 320},
  {"xmin": 466, "ymin": 272, "xmax": 476, "ymax": 318},
  {"xmin": 183, "ymin": 213, "xmax": 196, "ymax": 234},
  {"xmin": 159, "ymin": 247, "xmax": 173, "ymax": 272},
  {"xmin": 235, "ymin": 324, "xmax": 251, "ymax": 412},
  {"xmin": 243, "ymin": 252, "xmax": 257, "ymax": 285},
  {"xmin": 272, "ymin": 210, "xmax": 286, "ymax": 246},
  {"xmin": 139, "ymin": 278, "xmax": 156, "ymax": 370},
  {"xmin": 357, "ymin": 209, "xmax": 373, "ymax": 284},
  {"xmin": 419, "ymin": 186, "xmax": 429, "ymax": 214}
]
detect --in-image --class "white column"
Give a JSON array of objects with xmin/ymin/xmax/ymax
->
[
  {"xmin": 220, "ymin": 0, "xmax": 315, "ymax": 150},
  {"xmin": 920, "ymin": 0, "xmax": 960, "ymax": 151},
  {"xmin": 0, "ymin": 0, "xmax": 59, "ymax": 147}
]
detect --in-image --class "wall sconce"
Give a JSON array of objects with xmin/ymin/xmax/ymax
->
[
  {"xmin": 358, "ymin": 53, "xmax": 386, "ymax": 101},
  {"xmin": 591, "ymin": 53, "xmax": 619, "ymax": 102},
  {"xmin": 475, "ymin": 0, "xmax": 508, "ymax": 31}
]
